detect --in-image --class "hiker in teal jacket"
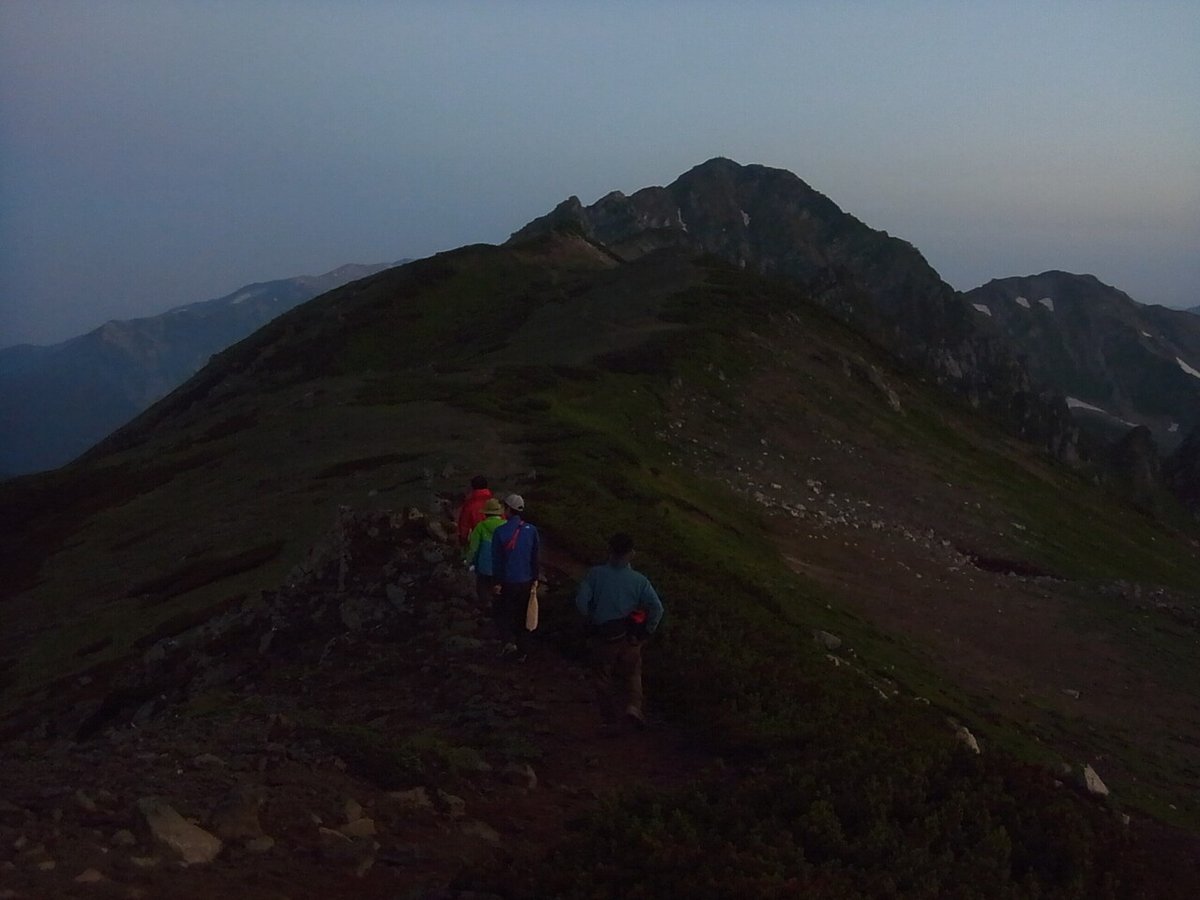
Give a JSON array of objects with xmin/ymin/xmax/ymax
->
[
  {"xmin": 575, "ymin": 532, "xmax": 664, "ymax": 730},
  {"xmin": 464, "ymin": 497, "xmax": 506, "ymax": 608}
]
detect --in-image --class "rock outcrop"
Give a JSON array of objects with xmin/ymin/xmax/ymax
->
[
  {"xmin": 1165, "ymin": 428, "xmax": 1200, "ymax": 519},
  {"xmin": 137, "ymin": 797, "xmax": 223, "ymax": 864}
]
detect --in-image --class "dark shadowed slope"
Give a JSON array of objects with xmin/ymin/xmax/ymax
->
[{"xmin": 0, "ymin": 262, "xmax": 397, "ymax": 475}]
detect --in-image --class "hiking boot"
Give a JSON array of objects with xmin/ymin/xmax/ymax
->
[{"xmin": 625, "ymin": 705, "xmax": 646, "ymax": 730}]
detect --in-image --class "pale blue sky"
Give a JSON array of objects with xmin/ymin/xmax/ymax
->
[{"xmin": 2, "ymin": 1, "xmax": 1197, "ymax": 345}]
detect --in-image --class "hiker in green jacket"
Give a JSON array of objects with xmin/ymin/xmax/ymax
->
[
  {"xmin": 575, "ymin": 532, "xmax": 664, "ymax": 731},
  {"xmin": 464, "ymin": 498, "xmax": 506, "ymax": 608}
]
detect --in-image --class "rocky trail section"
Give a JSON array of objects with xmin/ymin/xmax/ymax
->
[{"xmin": 0, "ymin": 508, "xmax": 705, "ymax": 899}]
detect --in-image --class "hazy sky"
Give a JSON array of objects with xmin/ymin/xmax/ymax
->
[{"xmin": 2, "ymin": 2, "xmax": 1197, "ymax": 346}]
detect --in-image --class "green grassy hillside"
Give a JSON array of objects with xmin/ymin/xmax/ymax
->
[{"xmin": 3, "ymin": 235, "xmax": 1199, "ymax": 894}]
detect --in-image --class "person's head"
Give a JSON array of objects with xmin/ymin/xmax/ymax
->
[
  {"xmin": 608, "ymin": 532, "xmax": 635, "ymax": 564},
  {"xmin": 503, "ymin": 493, "xmax": 525, "ymax": 515},
  {"xmin": 483, "ymin": 498, "xmax": 504, "ymax": 517},
  {"xmin": 470, "ymin": 475, "xmax": 488, "ymax": 491}
]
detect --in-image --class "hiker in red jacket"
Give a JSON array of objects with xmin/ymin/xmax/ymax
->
[{"xmin": 457, "ymin": 475, "xmax": 494, "ymax": 545}]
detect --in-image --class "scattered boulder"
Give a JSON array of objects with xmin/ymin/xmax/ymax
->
[
  {"xmin": 111, "ymin": 829, "xmax": 137, "ymax": 847},
  {"xmin": 813, "ymin": 630, "xmax": 842, "ymax": 651},
  {"xmin": 1062, "ymin": 688, "xmax": 1080, "ymax": 700},
  {"xmin": 1082, "ymin": 764, "xmax": 1110, "ymax": 797},
  {"xmin": 137, "ymin": 797, "xmax": 223, "ymax": 864},
  {"xmin": 192, "ymin": 753, "xmax": 227, "ymax": 769},
  {"xmin": 955, "ymin": 726, "xmax": 981, "ymax": 754},
  {"xmin": 344, "ymin": 798, "xmax": 364, "ymax": 824},
  {"xmin": 74, "ymin": 868, "xmax": 104, "ymax": 883}
]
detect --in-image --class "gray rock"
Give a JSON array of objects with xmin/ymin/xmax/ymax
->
[
  {"xmin": 111, "ymin": 829, "xmax": 137, "ymax": 847},
  {"xmin": 813, "ymin": 630, "xmax": 842, "ymax": 651},
  {"xmin": 1062, "ymin": 688, "xmax": 1081, "ymax": 699},
  {"xmin": 344, "ymin": 798, "xmax": 363, "ymax": 824},
  {"xmin": 137, "ymin": 797, "xmax": 223, "ymax": 864},
  {"xmin": 955, "ymin": 726, "xmax": 981, "ymax": 754},
  {"xmin": 192, "ymin": 753, "xmax": 227, "ymax": 769},
  {"xmin": 74, "ymin": 868, "xmax": 104, "ymax": 883},
  {"xmin": 1082, "ymin": 764, "xmax": 1110, "ymax": 797},
  {"xmin": 130, "ymin": 856, "xmax": 159, "ymax": 869}
]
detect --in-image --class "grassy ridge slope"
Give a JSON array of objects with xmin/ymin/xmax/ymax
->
[{"xmin": 2, "ymin": 239, "xmax": 1199, "ymax": 894}]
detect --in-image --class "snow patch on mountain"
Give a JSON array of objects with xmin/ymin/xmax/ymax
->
[
  {"xmin": 740, "ymin": 210, "xmax": 750, "ymax": 227},
  {"xmin": 972, "ymin": 304, "xmax": 992, "ymax": 317},
  {"xmin": 1177, "ymin": 357, "xmax": 1200, "ymax": 379},
  {"xmin": 1014, "ymin": 296, "xmax": 1030, "ymax": 309},
  {"xmin": 1038, "ymin": 297, "xmax": 1054, "ymax": 311},
  {"xmin": 1066, "ymin": 397, "xmax": 1136, "ymax": 427}
]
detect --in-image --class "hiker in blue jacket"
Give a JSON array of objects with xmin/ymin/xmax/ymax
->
[
  {"xmin": 575, "ymin": 532, "xmax": 664, "ymax": 730},
  {"xmin": 490, "ymin": 493, "xmax": 539, "ymax": 659}
]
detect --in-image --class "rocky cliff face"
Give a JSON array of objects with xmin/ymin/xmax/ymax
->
[
  {"xmin": 1165, "ymin": 429, "xmax": 1200, "ymax": 519},
  {"xmin": 965, "ymin": 271, "xmax": 1200, "ymax": 453},
  {"xmin": 511, "ymin": 158, "xmax": 1077, "ymax": 459}
]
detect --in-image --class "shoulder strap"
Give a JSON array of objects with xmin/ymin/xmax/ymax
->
[{"xmin": 504, "ymin": 522, "xmax": 526, "ymax": 552}]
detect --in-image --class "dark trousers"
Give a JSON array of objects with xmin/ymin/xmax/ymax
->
[
  {"xmin": 589, "ymin": 635, "xmax": 644, "ymax": 723},
  {"xmin": 493, "ymin": 580, "xmax": 534, "ymax": 651}
]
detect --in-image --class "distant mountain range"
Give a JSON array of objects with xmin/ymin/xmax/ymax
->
[
  {"xmin": 964, "ymin": 272, "xmax": 1200, "ymax": 452},
  {"xmin": 0, "ymin": 262, "xmax": 398, "ymax": 475}
]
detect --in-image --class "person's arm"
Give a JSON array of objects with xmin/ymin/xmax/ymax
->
[{"xmin": 641, "ymin": 578, "xmax": 665, "ymax": 634}]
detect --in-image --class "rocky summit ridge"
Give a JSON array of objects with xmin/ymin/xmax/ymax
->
[{"xmin": 511, "ymin": 157, "xmax": 1078, "ymax": 460}]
